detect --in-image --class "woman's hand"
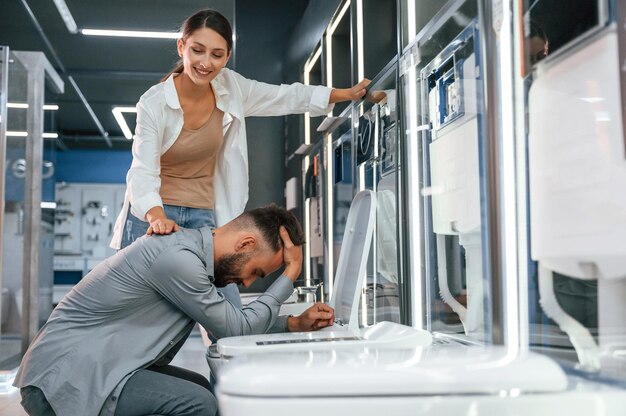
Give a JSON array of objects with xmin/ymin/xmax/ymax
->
[
  {"xmin": 146, "ymin": 206, "xmax": 180, "ymax": 235},
  {"xmin": 329, "ymin": 78, "xmax": 371, "ymax": 103}
]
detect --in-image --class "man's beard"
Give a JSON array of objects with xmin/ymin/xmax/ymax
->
[{"xmin": 213, "ymin": 252, "xmax": 252, "ymax": 287}]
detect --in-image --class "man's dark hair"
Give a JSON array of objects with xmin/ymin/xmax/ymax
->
[{"xmin": 236, "ymin": 204, "xmax": 305, "ymax": 252}]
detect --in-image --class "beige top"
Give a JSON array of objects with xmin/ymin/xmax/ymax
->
[{"xmin": 160, "ymin": 109, "xmax": 224, "ymax": 209}]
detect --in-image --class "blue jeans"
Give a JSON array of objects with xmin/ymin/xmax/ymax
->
[
  {"xmin": 121, "ymin": 204, "xmax": 216, "ymax": 249},
  {"xmin": 20, "ymin": 365, "xmax": 216, "ymax": 416}
]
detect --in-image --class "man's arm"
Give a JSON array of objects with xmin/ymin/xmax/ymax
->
[
  {"xmin": 270, "ymin": 228, "xmax": 335, "ymax": 332},
  {"xmin": 287, "ymin": 303, "xmax": 335, "ymax": 332},
  {"xmin": 279, "ymin": 226, "xmax": 302, "ymax": 281},
  {"xmin": 148, "ymin": 247, "xmax": 294, "ymax": 338}
]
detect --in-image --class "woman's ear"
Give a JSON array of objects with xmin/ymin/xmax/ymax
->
[{"xmin": 177, "ymin": 38, "xmax": 184, "ymax": 58}]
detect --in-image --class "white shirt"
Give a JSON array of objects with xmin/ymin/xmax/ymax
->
[{"xmin": 111, "ymin": 68, "xmax": 333, "ymax": 248}]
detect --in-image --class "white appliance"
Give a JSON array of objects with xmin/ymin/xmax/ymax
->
[
  {"xmin": 217, "ymin": 345, "xmax": 626, "ymax": 416},
  {"xmin": 422, "ymin": 23, "xmax": 486, "ymax": 338},
  {"xmin": 529, "ymin": 26, "xmax": 626, "ymax": 373},
  {"xmin": 207, "ymin": 190, "xmax": 432, "ymax": 377}
]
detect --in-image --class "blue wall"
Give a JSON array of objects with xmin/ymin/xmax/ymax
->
[
  {"xmin": 4, "ymin": 147, "xmax": 56, "ymax": 202},
  {"xmin": 55, "ymin": 149, "xmax": 132, "ymax": 184},
  {"xmin": 0, "ymin": 148, "xmax": 129, "ymax": 202}
]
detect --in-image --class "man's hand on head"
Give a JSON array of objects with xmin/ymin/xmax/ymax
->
[
  {"xmin": 287, "ymin": 303, "xmax": 335, "ymax": 332},
  {"xmin": 280, "ymin": 226, "xmax": 302, "ymax": 282}
]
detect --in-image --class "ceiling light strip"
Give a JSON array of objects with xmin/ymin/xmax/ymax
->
[
  {"xmin": 81, "ymin": 29, "xmax": 182, "ymax": 39},
  {"xmin": 7, "ymin": 103, "xmax": 59, "ymax": 110},
  {"xmin": 112, "ymin": 107, "xmax": 137, "ymax": 140},
  {"xmin": 18, "ymin": 0, "xmax": 111, "ymax": 146},
  {"xmin": 52, "ymin": 0, "xmax": 78, "ymax": 33},
  {"xmin": 6, "ymin": 131, "xmax": 58, "ymax": 139}
]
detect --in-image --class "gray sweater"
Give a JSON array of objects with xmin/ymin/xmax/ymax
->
[{"xmin": 14, "ymin": 227, "xmax": 293, "ymax": 415}]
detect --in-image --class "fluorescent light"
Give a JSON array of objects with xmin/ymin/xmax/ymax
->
[
  {"xmin": 325, "ymin": 2, "xmax": 351, "ymax": 112},
  {"xmin": 6, "ymin": 131, "xmax": 58, "ymax": 138},
  {"xmin": 407, "ymin": 0, "xmax": 416, "ymax": 42},
  {"xmin": 112, "ymin": 106, "xmax": 137, "ymax": 140},
  {"xmin": 580, "ymin": 97, "xmax": 605, "ymax": 103},
  {"xmin": 304, "ymin": 46, "xmax": 322, "ymax": 146},
  {"xmin": 304, "ymin": 156, "xmax": 311, "ymax": 286},
  {"xmin": 497, "ymin": 0, "xmax": 521, "ymax": 350},
  {"xmin": 356, "ymin": 0, "xmax": 364, "ymax": 81},
  {"xmin": 326, "ymin": 136, "xmax": 334, "ymax": 298},
  {"xmin": 326, "ymin": 33, "xmax": 333, "ymax": 90},
  {"xmin": 328, "ymin": 1, "xmax": 350, "ymax": 35},
  {"xmin": 82, "ymin": 29, "xmax": 181, "ymax": 39},
  {"xmin": 41, "ymin": 201, "xmax": 57, "ymax": 209},
  {"xmin": 304, "ymin": 46, "xmax": 322, "ymax": 74},
  {"xmin": 113, "ymin": 106, "xmax": 137, "ymax": 112},
  {"xmin": 325, "ymin": 1, "xmax": 351, "ymax": 110},
  {"xmin": 7, "ymin": 103, "xmax": 59, "ymax": 110},
  {"xmin": 406, "ymin": 65, "xmax": 424, "ymax": 329},
  {"xmin": 52, "ymin": 0, "xmax": 78, "ymax": 34},
  {"xmin": 7, "ymin": 103, "xmax": 28, "ymax": 109}
]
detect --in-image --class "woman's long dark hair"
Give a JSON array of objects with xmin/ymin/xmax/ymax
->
[{"xmin": 161, "ymin": 9, "xmax": 233, "ymax": 82}]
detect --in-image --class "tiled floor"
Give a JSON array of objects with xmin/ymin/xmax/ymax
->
[
  {"xmin": 0, "ymin": 388, "xmax": 27, "ymax": 416},
  {"xmin": 0, "ymin": 334, "xmax": 210, "ymax": 415}
]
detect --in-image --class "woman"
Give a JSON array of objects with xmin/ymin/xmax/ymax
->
[{"xmin": 110, "ymin": 9, "xmax": 368, "ymax": 249}]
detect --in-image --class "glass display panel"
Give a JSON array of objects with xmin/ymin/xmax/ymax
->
[
  {"xmin": 329, "ymin": 6, "xmax": 352, "ymax": 116},
  {"xmin": 401, "ymin": 0, "xmax": 491, "ymax": 343},
  {"xmin": 303, "ymin": 144, "xmax": 327, "ymax": 297},
  {"xmin": 400, "ymin": 0, "xmax": 448, "ymax": 49},
  {"xmin": 331, "ymin": 117, "xmax": 353, "ymax": 277},
  {"xmin": 0, "ymin": 51, "xmax": 58, "ymax": 374},
  {"xmin": 352, "ymin": 65, "xmax": 402, "ymax": 326},
  {"xmin": 522, "ymin": 0, "xmax": 626, "ymax": 383},
  {"xmin": 1, "ymin": 51, "xmax": 28, "ymax": 370},
  {"xmin": 524, "ymin": 0, "xmax": 605, "ymax": 70},
  {"xmin": 305, "ymin": 46, "xmax": 325, "ymax": 145},
  {"xmin": 361, "ymin": 0, "xmax": 397, "ymax": 78}
]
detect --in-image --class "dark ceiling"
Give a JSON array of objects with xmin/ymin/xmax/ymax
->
[{"xmin": 0, "ymin": 0, "xmax": 310, "ymax": 150}]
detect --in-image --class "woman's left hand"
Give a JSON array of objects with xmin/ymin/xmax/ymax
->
[{"xmin": 329, "ymin": 78, "xmax": 371, "ymax": 103}]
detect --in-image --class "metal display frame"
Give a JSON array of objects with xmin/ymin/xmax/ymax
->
[{"xmin": 1, "ymin": 51, "xmax": 64, "ymax": 354}]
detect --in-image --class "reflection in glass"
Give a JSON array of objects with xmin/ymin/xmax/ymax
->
[
  {"xmin": 524, "ymin": 0, "xmax": 603, "ymax": 71},
  {"xmin": 303, "ymin": 147, "xmax": 326, "ymax": 295},
  {"xmin": 403, "ymin": 0, "xmax": 490, "ymax": 343},
  {"xmin": 332, "ymin": 122, "xmax": 353, "ymax": 279},
  {"xmin": 352, "ymin": 64, "xmax": 402, "ymax": 326},
  {"xmin": 524, "ymin": 0, "xmax": 626, "ymax": 380},
  {"xmin": 423, "ymin": 24, "xmax": 486, "ymax": 340}
]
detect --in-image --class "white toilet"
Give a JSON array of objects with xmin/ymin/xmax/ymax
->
[
  {"xmin": 216, "ymin": 345, "xmax": 626, "ymax": 416},
  {"xmin": 207, "ymin": 190, "xmax": 432, "ymax": 377}
]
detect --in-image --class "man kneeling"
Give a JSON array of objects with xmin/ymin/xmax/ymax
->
[{"xmin": 15, "ymin": 204, "xmax": 334, "ymax": 416}]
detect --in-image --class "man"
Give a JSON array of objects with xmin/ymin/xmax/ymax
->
[{"xmin": 15, "ymin": 204, "xmax": 334, "ymax": 416}]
